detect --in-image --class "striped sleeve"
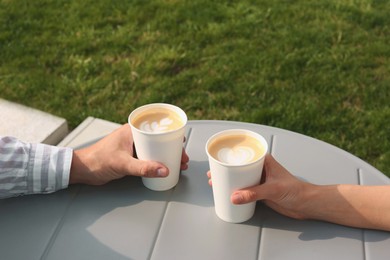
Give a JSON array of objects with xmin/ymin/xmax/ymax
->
[{"xmin": 0, "ymin": 136, "xmax": 73, "ymax": 199}]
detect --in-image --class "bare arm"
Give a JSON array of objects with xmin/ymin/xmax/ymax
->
[
  {"xmin": 208, "ymin": 154, "xmax": 390, "ymax": 231},
  {"xmin": 301, "ymin": 184, "xmax": 390, "ymax": 231}
]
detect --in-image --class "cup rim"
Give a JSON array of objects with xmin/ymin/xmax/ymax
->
[
  {"xmin": 205, "ymin": 129, "xmax": 268, "ymax": 167},
  {"xmin": 128, "ymin": 103, "xmax": 187, "ymax": 135}
]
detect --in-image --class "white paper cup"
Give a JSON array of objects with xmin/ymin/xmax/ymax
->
[
  {"xmin": 129, "ymin": 103, "xmax": 187, "ymax": 191},
  {"xmin": 206, "ymin": 129, "xmax": 268, "ymax": 223}
]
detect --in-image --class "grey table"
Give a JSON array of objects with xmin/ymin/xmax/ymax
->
[{"xmin": 1, "ymin": 118, "xmax": 390, "ymax": 260}]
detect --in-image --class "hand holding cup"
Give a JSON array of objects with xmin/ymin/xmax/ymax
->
[
  {"xmin": 129, "ymin": 103, "xmax": 187, "ymax": 191},
  {"xmin": 206, "ymin": 129, "xmax": 268, "ymax": 223}
]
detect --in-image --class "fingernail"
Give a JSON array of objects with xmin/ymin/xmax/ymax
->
[
  {"xmin": 232, "ymin": 192, "xmax": 243, "ymax": 204},
  {"xmin": 157, "ymin": 168, "xmax": 168, "ymax": 177}
]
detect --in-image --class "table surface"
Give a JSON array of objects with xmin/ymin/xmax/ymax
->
[{"xmin": 1, "ymin": 118, "xmax": 389, "ymax": 260}]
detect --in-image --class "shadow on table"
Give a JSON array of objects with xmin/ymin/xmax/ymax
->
[
  {"xmin": 4, "ymin": 137, "xmax": 211, "ymax": 259},
  {"xmin": 245, "ymin": 202, "xmax": 390, "ymax": 244},
  {"xmin": 5, "ymin": 137, "xmax": 386, "ymax": 260},
  {"xmin": 36, "ymin": 159, "xmax": 213, "ymax": 260},
  {"xmin": 1, "ymin": 171, "xmax": 210, "ymax": 260}
]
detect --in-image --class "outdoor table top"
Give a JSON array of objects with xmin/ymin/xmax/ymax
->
[{"xmin": 1, "ymin": 118, "xmax": 389, "ymax": 260}]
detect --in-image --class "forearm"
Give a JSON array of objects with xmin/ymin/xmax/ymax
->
[
  {"xmin": 301, "ymin": 184, "xmax": 390, "ymax": 231},
  {"xmin": 0, "ymin": 136, "xmax": 72, "ymax": 199}
]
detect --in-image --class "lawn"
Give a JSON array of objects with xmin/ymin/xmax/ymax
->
[{"xmin": 0, "ymin": 0, "xmax": 389, "ymax": 175}]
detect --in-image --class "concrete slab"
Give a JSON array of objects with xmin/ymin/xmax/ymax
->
[
  {"xmin": 0, "ymin": 99, "xmax": 68, "ymax": 145},
  {"xmin": 58, "ymin": 117, "xmax": 121, "ymax": 148}
]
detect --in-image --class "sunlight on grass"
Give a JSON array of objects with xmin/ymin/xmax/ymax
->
[{"xmin": 0, "ymin": 0, "xmax": 389, "ymax": 174}]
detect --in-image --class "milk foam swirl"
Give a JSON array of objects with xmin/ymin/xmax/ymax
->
[
  {"xmin": 139, "ymin": 117, "xmax": 174, "ymax": 133},
  {"xmin": 217, "ymin": 146, "xmax": 256, "ymax": 165}
]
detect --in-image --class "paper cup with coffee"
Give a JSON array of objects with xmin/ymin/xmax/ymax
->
[
  {"xmin": 206, "ymin": 129, "xmax": 268, "ymax": 223},
  {"xmin": 129, "ymin": 103, "xmax": 187, "ymax": 191}
]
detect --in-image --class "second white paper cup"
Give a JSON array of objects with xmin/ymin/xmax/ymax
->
[
  {"xmin": 129, "ymin": 103, "xmax": 187, "ymax": 191},
  {"xmin": 206, "ymin": 129, "xmax": 268, "ymax": 223}
]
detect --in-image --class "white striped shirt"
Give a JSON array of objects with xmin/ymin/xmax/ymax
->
[{"xmin": 0, "ymin": 136, "xmax": 72, "ymax": 199}]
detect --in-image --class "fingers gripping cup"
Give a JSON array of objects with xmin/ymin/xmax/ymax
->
[
  {"xmin": 206, "ymin": 129, "xmax": 268, "ymax": 223},
  {"xmin": 129, "ymin": 103, "xmax": 187, "ymax": 191}
]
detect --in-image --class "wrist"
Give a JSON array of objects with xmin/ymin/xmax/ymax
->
[
  {"xmin": 70, "ymin": 149, "xmax": 99, "ymax": 185},
  {"xmin": 295, "ymin": 182, "xmax": 324, "ymax": 220},
  {"xmin": 298, "ymin": 184, "xmax": 343, "ymax": 222}
]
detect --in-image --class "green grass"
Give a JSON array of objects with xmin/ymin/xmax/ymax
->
[{"xmin": 0, "ymin": 0, "xmax": 389, "ymax": 175}]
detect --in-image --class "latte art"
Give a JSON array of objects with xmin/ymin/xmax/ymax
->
[
  {"xmin": 207, "ymin": 133, "xmax": 265, "ymax": 165},
  {"xmin": 218, "ymin": 147, "xmax": 256, "ymax": 165},
  {"xmin": 131, "ymin": 107, "xmax": 184, "ymax": 133},
  {"xmin": 139, "ymin": 117, "xmax": 174, "ymax": 133}
]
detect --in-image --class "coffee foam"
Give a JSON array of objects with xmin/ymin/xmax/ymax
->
[
  {"xmin": 217, "ymin": 146, "xmax": 256, "ymax": 165},
  {"xmin": 131, "ymin": 107, "xmax": 183, "ymax": 133},
  {"xmin": 208, "ymin": 133, "xmax": 264, "ymax": 165},
  {"xmin": 139, "ymin": 117, "xmax": 174, "ymax": 133}
]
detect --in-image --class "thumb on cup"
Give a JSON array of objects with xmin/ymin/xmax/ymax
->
[{"xmin": 128, "ymin": 159, "xmax": 169, "ymax": 178}]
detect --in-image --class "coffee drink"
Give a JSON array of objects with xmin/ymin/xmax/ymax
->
[
  {"xmin": 206, "ymin": 129, "xmax": 268, "ymax": 223},
  {"xmin": 131, "ymin": 107, "xmax": 184, "ymax": 133},
  {"xmin": 208, "ymin": 134, "xmax": 265, "ymax": 165},
  {"xmin": 129, "ymin": 103, "xmax": 187, "ymax": 191}
]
